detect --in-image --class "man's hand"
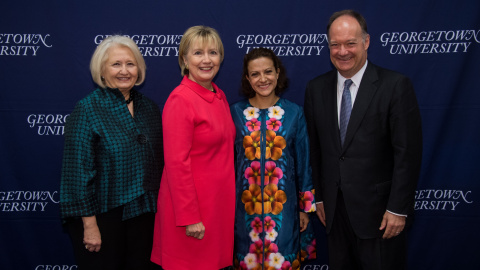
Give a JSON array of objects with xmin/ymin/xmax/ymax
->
[
  {"xmin": 379, "ymin": 211, "xmax": 405, "ymax": 239},
  {"xmin": 316, "ymin": 202, "xmax": 326, "ymax": 227}
]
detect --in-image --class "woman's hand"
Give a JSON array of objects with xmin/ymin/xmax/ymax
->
[
  {"xmin": 299, "ymin": 212, "xmax": 310, "ymax": 232},
  {"xmin": 82, "ymin": 216, "xmax": 101, "ymax": 252},
  {"xmin": 186, "ymin": 222, "xmax": 205, "ymax": 240}
]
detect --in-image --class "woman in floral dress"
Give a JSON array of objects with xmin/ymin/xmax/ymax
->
[{"xmin": 231, "ymin": 48, "xmax": 316, "ymax": 270}]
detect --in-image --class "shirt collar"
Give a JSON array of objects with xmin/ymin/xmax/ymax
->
[
  {"xmin": 337, "ymin": 60, "xmax": 368, "ymax": 89},
  {"xmin": 105, "ymin": 87, "xmax": 141, "ymax": 103},
  {"xmin": 180, "ymin": 76, "xmax": 222, "ymax": 103}
]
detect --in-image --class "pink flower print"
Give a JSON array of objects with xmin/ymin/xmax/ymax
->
[
  {"xmin": 266, "ymin": 118, "xmax": 282, "ymax": 131},
  {"xmin": 249, "ymin": 240, "xmax": 264, "ymax": 262},
  {"xmin": 245, "ymin": 161, "xmax": 261, "ymax": 185},
  {"xmin": 299, "ymin": 191, "xmax": 315, "ymax": 212},
  {"xmin": 246, "ymin": 118, "xmax": 261, "ymax": 132},
  {"xmin": 281, "ymin": 261, "xmax": 292, "ymax": 270},
  {"xmin": 250, "ymin": 216, "xmax": 263, "ymax": 233},
  {"xmin": 306, "ymin": 239, "xmax": 316, "ymax": 259},
  {"xmin": 264, "ymin": 216, "xmax": 276, "ymax": 232},
  {"xmin": 264, "ymin": 240, "xmax": 279, "ymax": 262},
  {"xmin": 264, "ymin": 161, "xmax": 283, "ymax": 185},
  {"xmin": 239, "ymin": 261, "xmax": 249, "ymax": 270}
]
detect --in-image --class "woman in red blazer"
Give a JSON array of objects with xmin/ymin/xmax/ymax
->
[{"xmin": 151, "ymin": 26, "xmax": 236, "ymax": 270}]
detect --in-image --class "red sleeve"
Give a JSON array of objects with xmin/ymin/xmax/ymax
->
[{"xmin": 162, "ymin": 88, "xmax": 201, "ymax": 226}]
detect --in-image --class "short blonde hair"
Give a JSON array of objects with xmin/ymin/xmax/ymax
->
[
  {"xmin": 178, "ymin": 26, "xmax": 224, "ymax": 76},
  {"xmin": 90, "ymin": 35, "xmax": 146, "ymax": 88}
]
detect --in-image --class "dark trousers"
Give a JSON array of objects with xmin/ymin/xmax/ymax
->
[
  {"xmin": 328, "ymin": 190, "xmax": 407, "ymax": 270},
  {"xmin": 66, "ymin": 207, "xmax": 156, "ymax": 270}
]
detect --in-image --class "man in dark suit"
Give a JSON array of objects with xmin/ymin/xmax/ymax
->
[{"xmin": 304, "ymin": 10, "xmax": 422, "ymax": 270}]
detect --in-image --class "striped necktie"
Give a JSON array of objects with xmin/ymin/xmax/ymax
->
[{"xmin": 340, "ymin": 79, "xmax": 353, "ymax": 146}]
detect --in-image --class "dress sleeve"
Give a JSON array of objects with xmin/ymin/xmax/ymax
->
[
  {"xmin": 162, "ymin": 90, "xmax": 202, "ymax": 226},
  {"xmin": 295, "ymin": 108, "xmax": 316, "ymax": 213},
  {"xmin": 60, "ymin": 101, "xmax": 99, "ymax": 218}
]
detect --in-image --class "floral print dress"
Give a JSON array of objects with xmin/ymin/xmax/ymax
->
[{"xmin": 231, "ymin": 98, "xmax": 316, "ymax": 270}]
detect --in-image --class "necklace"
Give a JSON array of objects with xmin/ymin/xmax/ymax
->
[{"xmin": 125, "ymin": 92, "xmax": 134, "ymax": 104}]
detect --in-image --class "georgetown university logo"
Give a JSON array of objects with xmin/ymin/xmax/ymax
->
[
  {"xmin": 236, "ymin": 33, "xmax": 328, "ymax": 56},
  {"xmin": 35, "ymin": 265, "xmax": 77, "ymax": 270},
  {"xmin": 0, "ymin": 33, "xmax": 52, "ymax": 56},
  {"xmin": 380, "ymin": 29, "xmax": 480, "ymax": 54},
  {"xmin": 94, "ymin": 34, "xmax": 182, "ymax": 57},
  {"xmin": 302, "ymin": 265, "xmax": 329, "ymax": 270},
  {"xmin": 414, "ymin": 189, "xmax": 473, "ymax": 211},
  {"xmin": 27, "ymin": 113, "xmax": 69, "ymax": 136},
  {"xmin": 0, "ymin": 191, "xmax": 59, "ymax": 212}
]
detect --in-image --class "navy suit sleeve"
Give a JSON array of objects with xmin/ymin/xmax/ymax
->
[
  {"xmin": 304, "ymin": 81, "xmax": 324, "ymax": 203},
  {"xmin": 387, "ymin": 76, "xmax": 422, "ymax": 215}
]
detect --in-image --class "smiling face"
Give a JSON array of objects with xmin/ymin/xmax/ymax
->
[
  {"xmin": 246, "ymin": 57, "xmax": 280, "ymax": 99},
  {"xmin": 183, "ymin": 39, "xmax": 220, "ymax": 89},
  {"xmin": 328, "ymin": 15, "xmax": 370, "ymax": 78},
  {"xmin": 102, "ymin": 46, "xmax": 138, "ymax": 93}
]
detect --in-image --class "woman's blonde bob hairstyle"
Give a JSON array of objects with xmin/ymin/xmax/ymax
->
[
  {"xmin": 178, "ymin": 26, "xmax": 224, "ymax": 77},
  {"xmin": 90, "ymin": 35, "xmax": 146, "ymax": 89}
]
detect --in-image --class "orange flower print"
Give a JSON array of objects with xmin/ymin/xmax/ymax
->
[
  {"xmin": 291, "ymin": 259, "xmax": 301, "ymax": 270},
  {"xmin": 265, "ymin": 130, "xmax": 286, "ymax": 160},
  {"xmin": 243, "ymin": 131, "xmax": 261, "ymax": 160},
  {"xmin": 242, "ymin": 184, "xmax": 264, "ymax": 215},
  {"xmin": 263, "ymin": 184, "xmax": 287, "ymax": 215}
]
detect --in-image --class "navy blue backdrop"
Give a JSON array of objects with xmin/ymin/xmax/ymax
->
[{"xmin": 1, "ymin": 1, "xmax": 479, "ymax": 269}]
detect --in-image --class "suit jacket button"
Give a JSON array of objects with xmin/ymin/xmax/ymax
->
[{"xmin": 339, "ymin": 156, "xmax": 345, "ymax": 161}]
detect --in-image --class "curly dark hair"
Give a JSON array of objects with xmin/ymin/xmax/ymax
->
[{"xmin": 241, "ymin": 48, "xmax": 289, "ymax": 98}]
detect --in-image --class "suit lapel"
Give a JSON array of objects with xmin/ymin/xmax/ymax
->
[
  {"xmin": 324, "ymin": 72, "xmax": 343, "ymax": 151},
  {"xmin": 342, "ymin": 63, "xmax": 379, "ymax": 153}
]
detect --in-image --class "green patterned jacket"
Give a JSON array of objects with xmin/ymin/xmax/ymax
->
[{"xmin": 60, "ymin": 87, "xmax": 163, "ymax": 220}]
